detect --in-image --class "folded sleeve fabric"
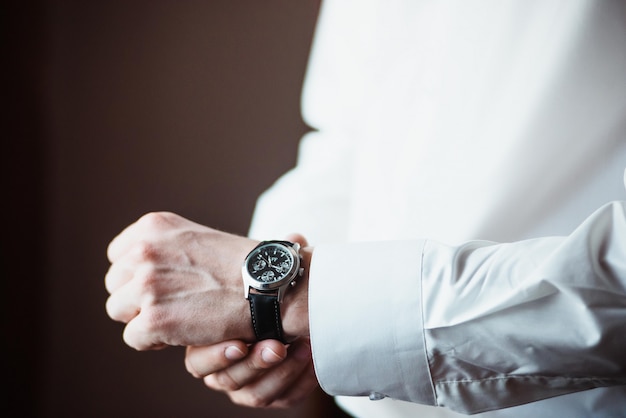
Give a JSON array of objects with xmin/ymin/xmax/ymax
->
[{"xmin": 309, "ymin": 201, "xmax": 626, "ymax": 414}]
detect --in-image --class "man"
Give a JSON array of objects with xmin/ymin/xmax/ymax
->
[{"xmin": 105, "ymin": 0, "xmax": 626, "ymax": 416}]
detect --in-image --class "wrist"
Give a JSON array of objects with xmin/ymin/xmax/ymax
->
[{"xmin": 281, "ymin": 245, "xmax": 312, "ymax": 341}]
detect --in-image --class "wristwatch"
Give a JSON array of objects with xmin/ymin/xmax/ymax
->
[{"xmin": 242, "ymin": 240, "xmax": 303, "ymax": 342}]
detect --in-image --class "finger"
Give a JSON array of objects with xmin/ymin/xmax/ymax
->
[
  {"xmin": 105, "ymin": 239, "xmax": 168, "ymax": 295},
  {"xmin": 104, "ymin": 259, "xmax": 136, "ymax": 294},
  {"xmin": 185, "ymin": 341, "xmax": 249, "ymax": 378},
  {"xmin": 261, "ymin": 362, "xmax": 318, "ymax": 409},
  {"xmin": 204, "ymin": 340, "xmax": 288, "ymax": 391},
  {"xmin": 107, "ymin": 220, "xmax": 142, "ymax": 263},
  {"xmin": 223, "ymin": 338, "xmax": 314, "ymax": 408},
  {"xmin": 107, "ymin": 212, "xmax": 180, "ymax": 262},
  {"xmin": 121, "ymin": 310, "xmax": 167, "ymax": 351},
  {"xmin": 105, "ymin": 277, "xmax": 142, "ymax": 323}
]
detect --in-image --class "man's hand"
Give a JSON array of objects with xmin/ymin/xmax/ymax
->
[
  {"xmin": 185, "ymin": 338, "xmax": 318, "ymax": 408},
  {"xmin": 181, "ymin": 232, "xmax": 317, "ymax": 408},
  {"xmin": 104, "ymin": 212, "xmax": 259, "ymax": 350}
]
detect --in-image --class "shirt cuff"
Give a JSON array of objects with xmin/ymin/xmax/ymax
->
[{"xmin": 308, "ymin": 240, "xmax": 436, "ymax": 405}]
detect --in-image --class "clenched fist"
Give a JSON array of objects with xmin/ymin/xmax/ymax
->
[{"xmin": 104, "ymin": 212, "xmax": 259, "ymax": 350}]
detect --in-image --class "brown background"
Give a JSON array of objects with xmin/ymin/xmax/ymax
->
[{"xmin": 5, "ymin": 0, "xmax": 349, "ymax": 417}]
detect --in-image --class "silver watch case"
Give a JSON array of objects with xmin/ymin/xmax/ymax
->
[{"xmin": 242, "ymin": 241, "xmax": 303, "ymax": 303}]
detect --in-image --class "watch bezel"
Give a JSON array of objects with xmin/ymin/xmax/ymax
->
[{"xmin": 242, "ymin": 241, "xmax": 301, "ymax": 295}]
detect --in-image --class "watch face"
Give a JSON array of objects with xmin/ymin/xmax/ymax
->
[{"xmin": 246, "ymin": 242, "xmax": 295, "ymax": 284}]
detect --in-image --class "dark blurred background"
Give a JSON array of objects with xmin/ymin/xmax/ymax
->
[{"xmin": 5, "ymin": 0, "xmax": 349, "ymax": 416}]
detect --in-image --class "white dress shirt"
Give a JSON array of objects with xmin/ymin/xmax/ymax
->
[{"xmin": 249, "ymin": 0, "xmax": 626, "ymax": 416}]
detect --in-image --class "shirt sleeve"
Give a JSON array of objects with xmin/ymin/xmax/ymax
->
[
  {"xmin": 309, "ymin": 201, "xmax": 626, "ymax": 415},
  {"xmin": 248, "ymin": 0, "xmax": 363, "ymax": 244},
  {"xmin": 247, "ymin": 129, "xmax": 354, "ymax": 244}
]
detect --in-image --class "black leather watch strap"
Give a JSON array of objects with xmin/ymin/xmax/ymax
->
[{"xmin": 249, "ymin": 292, "xmax": 284, "ymax": 342}]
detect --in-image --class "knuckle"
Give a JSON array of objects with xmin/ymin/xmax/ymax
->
[
  {"xmin": 185, "ymin": 357, "xmax": 205, "ymax": 379},
  {"xmin": 273, "ymin": 365, "xmax": 296, "ymax": 382},
  {"xmin": 123, "ymin": 312, "xmax": 171, "ymax": 351},
  {"xmin": 214, "ymin": 371, "xmax": 243, "ymax": 391},
  {"xmin": 132, "ymin": 241, "xmax": 161, "ymax": 262},
  {"xmin": 184, "ymin": 357, "xmax": 199, "ymax": 377},
  {"xmin": 122, "ymin": 326, "xmax": 147, "ymax": 351},
  {"xmin": 131, "ymin": 273, "xmax": 161, "ymax": 307},
  {"xmin": 184, "ymin": 349, "xmax": 205, "ymax": 378},
  {"xmin": 270, "ymin": 358, "xmax": 307, "ymax": 383},
  {"xmin": 203, "ymin": 374, "xmax": 221, "ymax": 390},
  {"xmin": 134, "ymin": 266, "xmax": 159, "ymax": 291},
  {"xmin": 243, "ymin": 392, "xmax": 272, "ymax": 408},
  {"xmin": 103, "ymin": 270, "xmax": 116, "ymax": 294},
  {"xmin": 104, "ymin": 296, "xmax": 121, "ymax": 320},
  {"xmin": 138, "ymin": 212, "xmax": 174, "ymax": 228},
  {"xmin": 140, "ymin": 307, "xmax": 167, "ymax": 334},
  {"xmin": 271, "ymin": 398, "xmax": 298, "ymax": 409},
  {"xmin": 186, "ymin": 347, "xmax": 228, "ymax": 378},
  {"xmin": 245, "ymin": 357, "xmax": 266, "ymax": 372}
]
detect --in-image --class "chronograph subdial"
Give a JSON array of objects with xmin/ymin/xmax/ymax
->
[{"xmin": 248, "ymin": 246, "xmax": 294, "ymax": 283}]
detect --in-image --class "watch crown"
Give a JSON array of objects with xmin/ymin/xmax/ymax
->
[{"xmin": 290, "ymin": 280, "xmax": 297, "ymax": 287}]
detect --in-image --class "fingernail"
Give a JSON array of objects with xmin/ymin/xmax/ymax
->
[
  {"xmin": 225, "ymin": 345, "xmax": 246, "ymax": 361},
  {"xmin": 261, "ymin": 347, "xmax": 284, "ymax": 363}
]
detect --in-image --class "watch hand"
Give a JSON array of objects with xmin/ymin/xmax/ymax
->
[{"xmin": 260, "ymin": 253, "xmax": 271, "ymax": 266}]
